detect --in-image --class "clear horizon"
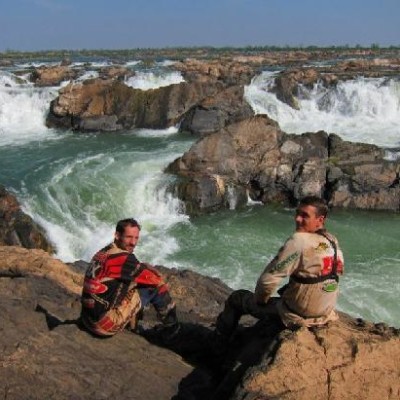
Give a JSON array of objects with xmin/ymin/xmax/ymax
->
[{"xmin": 1, "ymin": 0, "xmax": 399, "ymax": 52}]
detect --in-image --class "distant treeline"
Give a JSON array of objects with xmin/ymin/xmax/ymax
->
[{"xmin": 1, "ymin": 45, "xmax": 399, "ymax": 61}]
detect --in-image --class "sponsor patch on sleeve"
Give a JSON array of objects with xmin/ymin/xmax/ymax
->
[{"xmin": 270, "ymin": 252, "xmax": 299, "ymax": 272}]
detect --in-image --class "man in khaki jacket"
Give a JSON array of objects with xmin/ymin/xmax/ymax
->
[{"xmin": 215, "ymin": 196, "xmax": 344, "ymax": 337}]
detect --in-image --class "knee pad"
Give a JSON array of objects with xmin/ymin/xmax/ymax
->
[{"xmin": 228, "ymin": 289, "xmax": 253, "ymax": 308}]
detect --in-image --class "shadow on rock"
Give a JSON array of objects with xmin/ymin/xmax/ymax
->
[{"xmin": 139, "ymin": 317, "xmax": 286, "ymax": 400}]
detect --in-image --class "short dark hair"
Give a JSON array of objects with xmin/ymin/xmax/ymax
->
[
  {"xmin": 115, "ymin": 218, "xmax": 141, "ymax": 235},
  {"xmin": 298, "ymin": 196, "xmax": 328, "ymax": 218}
]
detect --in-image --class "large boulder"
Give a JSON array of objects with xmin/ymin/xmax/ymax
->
[
  {"xmin": 271, "ymin": 68, "xmax": 322, "ymax": 109},
  {"xmin": 230, "ymin": 315, "xmax": 400, "ymax": 400},
  {"xmin": 30, "ymin": 65, "xmax": 79, "ymax": 86},
  {"xmin": 0, "ymin": 246, "xmax": 223, "ymax": 400},
  {"xmin": 167, "ymin": 115, "xmax": 329, "ymax": 213},
  {"xmin": 166, "ymin": 116, "xmax": 400, "ymax": 214},
  {"xmin": 269, "ymin": 60, "xmax": 400, "ymax": 110},
  {"xmin": 327, "ymin": 134, "xmax": 400, "ymax": 210},
  {"xmin": 46, "ymin": 78, "xmax": 223, "ymax": 132},
  {"xmin": 0, "ymin": 248, "xmax": 194, "ymax": 400},
  {"xmin": 167, "ymin": 114, "xmax": 284, "ymax": 213},
  {"xmin": 179, "ymin": 85, "xmax": 254, "ymax": 136},
  {"xmin": 173, "ymin": 58, "xmax": 255, "ymax": 86},
  {"xmin": 0, "ymin": 185, "xmax": 54, "ymax": 253}
]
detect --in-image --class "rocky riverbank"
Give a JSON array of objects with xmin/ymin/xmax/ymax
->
[
  {"xmin": 1, "ymin": 245, "xmax": 399, "ymax": 400},
  {"xmin": 0, "ymin": 178, "xmax": 399, "ymax": 399},
  {"xmin": 1, "ymin": 48, "xmax": 399, "ymax": 398}
]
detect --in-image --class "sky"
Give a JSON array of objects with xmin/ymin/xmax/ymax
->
[{"xmin": 1, "ymin": 0, "xmax": 399, "ymax": 52}]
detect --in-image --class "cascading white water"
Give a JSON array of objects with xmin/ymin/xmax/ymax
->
[
  {"xmin": 0, "ymin": 63, "xmax": 192, "ymax": 262},
  {"xmin": 245, "ymin": 71, "xmax": 400, "ymax": 148},
  {"xmin": 0, "ymin": 70, "xmax": 60, "ymax": 146},
  {"xmin": 1, "ymin": 61, "xmax": 399, "ymax": 327},
  {"xmin": 20, "ymin": 135, "xmax": 190, "ymax": 263},
  {"xmin": 124, "ymin": 71, "xmax": 185, "ymax": 90}
]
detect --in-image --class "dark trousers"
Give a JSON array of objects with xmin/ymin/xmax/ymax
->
[
  {"xmin": 137, "ymin": 286, "xmax": 177, "ymax": 326},
  {"xmin": 215, "ymin": 289, "xmax": 281, "ymax": 337}
]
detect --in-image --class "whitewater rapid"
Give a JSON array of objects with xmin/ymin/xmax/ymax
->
[
  {"xmin": 2, "ymin": 63, "xmax": 400, "ymax": 148},
  {"xmin": 1, "ymin": 62, "xmax": 399, "ymax": 261},
  {"xmin": 1, "ymin": 60, "xmax": 399, "ymax": 328},
  {"xmin": 245, "ymin": 71, "xmax": 400, "ymax": 148}
]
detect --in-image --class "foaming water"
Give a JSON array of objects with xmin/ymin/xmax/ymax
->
[
  {"xmin": 156, "ymin": 60, "xmax": 178, "ymax": 67},
  {"xmin": 245, "ymin": 71, "xmax": 400, "ymax": 148},
  {"xmin": 124, "ymin": 61, "xmax": 142, "ymax": 67},
  {"xmin": 13, "ymin": 132, "xmax": 192, "ymax": 263},
  {"xmin": 0, "ymin": 74, "xmax": 60, "ymax": 146},
  {"xmin": 1, "ymin": 58, "xmax": 399, "ymax": 328},
  {"xmin": 76, "ymin": 70, "xmax": 99, "ymax": 81},
  {"xmin": 125, "ymin": 71, "xmax": 184, "ymax": 90},
  {"xmin": 135, "ymin": 126, "xmax": 179, "ymax": 137},
  {"xmin": 87, "ymin": 61, "xmax": 114, "ymax": 68},
  {"xmin": 0, "ymin": 70, "xmax": 29, "ymax": 87},
  {"xmin": 15, "ymin": 61, "xmax": 60, "ymax": 69},
  {"xmin": 0, "ymin": 65, "xmax": 183, "ymax": 147}
]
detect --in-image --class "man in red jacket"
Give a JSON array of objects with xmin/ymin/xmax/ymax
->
[{"xmin": 80, "ymin": 218, "xmax": 178, "ymax": 338}]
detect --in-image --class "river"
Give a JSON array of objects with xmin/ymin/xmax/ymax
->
[{"xmin": 1, "ymin": 57, "xmax": 399, "ymax": 327}]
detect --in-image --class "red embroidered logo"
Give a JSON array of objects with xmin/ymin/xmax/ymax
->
[
  {"xmin": 322, "ymin": 257, "xmax": 343, "ymax": 275},
  {"xmin": 83, "ymin": 278, "xmax": 108, "ymax": 294}
]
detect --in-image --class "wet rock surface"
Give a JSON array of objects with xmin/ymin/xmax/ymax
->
[
  {"xmin": 0, "ymin": 185, "xmax": 54, "ymax": 253},
  {"xmin": 46, "ymin": 79, "xmax": 224, "ymax": 132},
  {"xmin": 167, "ymin": 116, "xmax": 400, "ymax": 214},
  {"xmin": 179, "ymin": 85, "xmax": 254, "ymax": 136}
]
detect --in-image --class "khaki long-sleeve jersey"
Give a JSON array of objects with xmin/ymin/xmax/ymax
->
[{"xmin": 255, "ymin": 230, "xmax": 344, "ymax": 327}]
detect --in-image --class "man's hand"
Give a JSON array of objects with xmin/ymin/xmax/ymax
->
[{"xmin": 140, "ymin": 263, "xmax": 162, "ymax": 277}]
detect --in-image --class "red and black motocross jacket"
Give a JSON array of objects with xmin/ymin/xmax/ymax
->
[{"xmin": 81, "ymin": 243, "xmax": 144, "ymax": 321}]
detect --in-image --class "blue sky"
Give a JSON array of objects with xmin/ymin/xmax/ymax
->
[{"xmin": 1, "ymin": 0, "xmax": 399, "ymax": 51}]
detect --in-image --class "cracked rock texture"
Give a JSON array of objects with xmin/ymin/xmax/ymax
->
[
  {"xmin": 232, "ymin": 316, "xmax": 400, "ymax": 400},
  {"xmin": 167, "ymin": 115, "xmax": 400, "ymax": 214}
]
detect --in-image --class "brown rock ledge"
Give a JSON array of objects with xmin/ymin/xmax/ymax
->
[{"xmin": 1, "ymin": 246, "xmax": 399, "ymax": 399}]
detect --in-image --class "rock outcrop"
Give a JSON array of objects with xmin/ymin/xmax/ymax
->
[
  {"xmin": 1, "ymin": 246, "xmax": 399, "ymax": 400},
  {"xmin": 269, "ymin": 60, "xmax": 400, "ymax": 110},
  {"xmin": 328, "ymin": 135, "xmax": 400, "ymax": 210},
  {"xmin": 179, "ymin": 85, "xmax": 254, "ymax": 136},
  {"xmin": 30, "ymin": 65, "xmax": 79, "ymax": 86},
  {"xmin": 173, "ymin": 58, "xmax": 256, "ymax": 86},
  {"xmin": 272, "ymin": 68, "xmax": 323, "ymax": 110},
  {"xmin": 0, "ymin": 248, "xmax": 193, "ymax": 400},
  {"xmin": 46, "ymin": 79, "xmax": 224, "ymax": 132},
  {"xmin": 166, "ymin": 115, "xmax": 400, "ymax": 214},
  {"xmin": 231, "ymin": 315, "xmax": 400, "ymax": 400},
  {"xmin": 42, "ymin": 55, "xmax": 400, "ymax": 135},
  {"xmin": 0, "ymin": 185, "xmax": 54, "ymax": 253}
]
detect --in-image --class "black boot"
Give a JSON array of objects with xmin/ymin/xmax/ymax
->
[{"xmin": 158, "ymin": 305, "xmax": 181, "ymax": 343}]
